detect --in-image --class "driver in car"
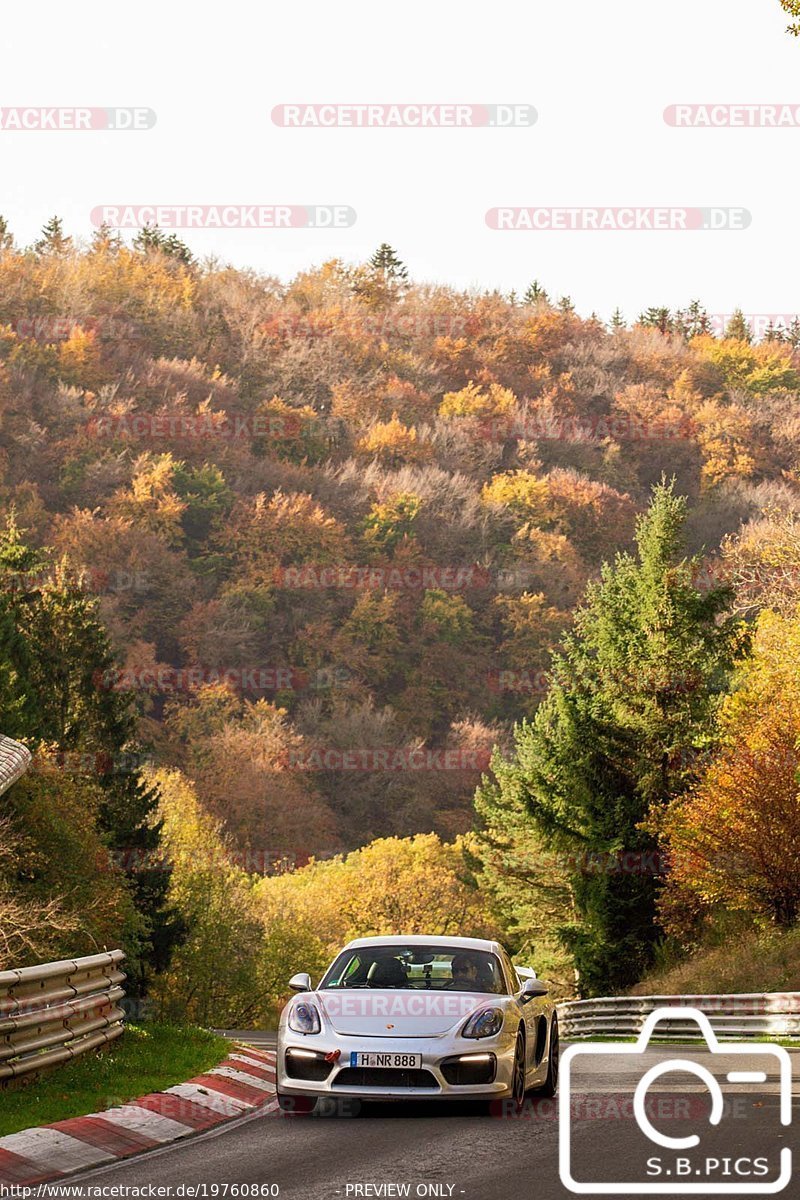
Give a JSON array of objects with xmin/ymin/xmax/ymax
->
[{"xmin": 446, "ymin": 953, "xmax": 482, "ymax": 991}]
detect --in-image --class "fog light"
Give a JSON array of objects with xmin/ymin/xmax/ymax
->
[
  {"xmin": 285, "ymin": 1047, "xmax": 334, "ymax": 1082},
  {"xmin": 440, "ymin": 1052, "xmax": 497, "ymax": 1086}
]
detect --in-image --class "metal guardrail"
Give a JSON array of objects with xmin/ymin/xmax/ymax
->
[
  {"xmin": 558, "ymin": 992, "xmax": 800, "ymax": 1040},
  {"xmin": 0, "ymin": 735, "xmax": 32, "ymax": 797},
  {"xmin": 0, "ymin": 950, "xmax": 127, "ymax": 1082},
  {"xmin": 0, "ymin": 739, "xmax": 127, "ymax": 1081}
]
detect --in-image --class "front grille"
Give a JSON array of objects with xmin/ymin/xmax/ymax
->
[
  {"xmin": 333, "ymin": 1067, "xmax": 439, "ymax": 1089},
  {"xmin": 285, "ymin": 1049, "xmax": 333, "ymax": 1082},
  {"xmin": 440, "ymin": 1054, "xmax": 496, "ymax": 1086}
]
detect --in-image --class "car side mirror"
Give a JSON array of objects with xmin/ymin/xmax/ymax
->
[
  {"xmin": 289, "ymin": 972, "xmax": 312, "ymax": 992},
  {"xmin": 519, "ymin": 977, "xmax": 549, "ymax": 1003}
]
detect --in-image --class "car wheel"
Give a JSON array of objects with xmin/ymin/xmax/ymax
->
[
  {"xmin": 276, "ymin": 1091, "xmax": 317, "ymax": 1115},
  {"xmin": 511, "ymin": 1030, "xmax": 527, "ymax": 1112},
  {"xmin": 532, "ymin": 1016, "xmax": 559, "ymax": 1098}
]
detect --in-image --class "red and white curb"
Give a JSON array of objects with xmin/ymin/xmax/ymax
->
[{"xmin": 0, "ymin": 1047, "xmax": 277, "ymax": 1187}]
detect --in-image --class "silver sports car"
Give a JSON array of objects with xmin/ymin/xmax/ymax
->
[{"xmin": 276, "ymin": 934, "xmax": 559, "ymax": 1113}]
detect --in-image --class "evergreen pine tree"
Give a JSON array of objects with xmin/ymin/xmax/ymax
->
[
  {"xmin": 369, "ymin": 243, "xmax": 408, "ymax": 282},
  {"xmin": 724, "ymin": 307, "xmax": 752, "ymax": 342},
  {"xmin": 523, "ymin": 280, "xmax": 549, "ymax": 305},
  {"xmin": 674, "ymin": 300, "xmax": 711, "ymax": 339},
  {"xmin": 0, "ymin": 526, "xmax": 181, "ymax": 986},
  {"xmin": 780, "ymin": 0, "xmax": 800, "ymax": 35},
  {"xmin": 91, "ymin": 222, "xmax": 123, "ymax": 254},
  {"xmin": 33, "ymin": 215, "xmax": 72, "ymax": 256},
  {"xmin": 638, "ymin": 307, "xmax": 673, "ymax": 335},
  {"xmin": 0, "ymin": 216, "xmax": 14, "ymax": 252},
  {"xmin": 133, "ymin": 224, "xmax": 193, "ymax": 265},
  {"xmin": 478, "ymin": 483, "xmax": 735, "ymax": 994},
  {"xmin": 609, "ymin": 307, "xmax": 625, "ymax": 330}
]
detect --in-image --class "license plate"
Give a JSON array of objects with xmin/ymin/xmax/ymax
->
[{"xmin": 350, "ymin": 1051, "xmax": 422, "ymax": 1068}]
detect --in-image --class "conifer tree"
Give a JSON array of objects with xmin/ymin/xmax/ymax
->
[
  {"xmin": 638, "ymin": 307, "xmax": 673, "ymax": 334},
  {"xmin": 0, "ymin": 525, "xmax": 180, "ymax": 985},
  {"xmin": 524, "ymin": 280, "xmax": 549, "ymax": 305},
  {"xmin": 369, "ymin": 243, "xmax": 408, "ymax": 282},
  {"xmin": 33, "ymin": 215, "xmax": 72, "ymax": 256},
  {"xmin": 674, "ymin": 300, "xmax": 712, "ymax": 339},
  {"xmin": 724, "ymin": 307, "xmax": 752, "ymax": 343},
  {"xmin": 91, "ymin": 222, "xmax": 123, "ymax": 254},
  {"xmin": 780, "ymin": 0, "xmax": 800, "ymax": 35},
  {"xmin": 478, "ymin": 483, "xmax": 735, "ymax": 994},
  {"xmin": 133, "ymin": 223, "xmax": 193, "ymax": 265}
]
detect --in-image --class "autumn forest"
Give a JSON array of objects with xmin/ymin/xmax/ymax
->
[{"xmin": 1, "ymin": 224, "xmax": 799, "ymax": 1018}]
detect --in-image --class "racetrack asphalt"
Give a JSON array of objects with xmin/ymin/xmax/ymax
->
[{"xmin": 51, "ymin": 1043, "xmax": 799, "ymax": 1200}]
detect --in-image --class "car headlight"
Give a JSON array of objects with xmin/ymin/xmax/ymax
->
[
  {"xmin": 288, "ymin": 1000, "xmax": 321, "ymax": 1034},
  {"xmin": 462, "ymin": 1006, "xmax": 504, "ymax": 1039}
]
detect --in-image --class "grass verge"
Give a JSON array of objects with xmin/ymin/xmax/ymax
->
[
  {"xmin": 0, "ymin": 1023, "xmax": 231, "ymax": 1138},
  {"xmin": 631, "ymin": 925, "xmax": 800, "ymax": 996}
]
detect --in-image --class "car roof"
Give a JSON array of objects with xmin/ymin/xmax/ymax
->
[{"xmin": 341, "ymin": 935, "xmax": 504, "ymax": 954}]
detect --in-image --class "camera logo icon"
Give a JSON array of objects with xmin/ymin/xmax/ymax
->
[{"xmin": 559, "ymin": 1006, "xmax": 793, "ymax": 1194}]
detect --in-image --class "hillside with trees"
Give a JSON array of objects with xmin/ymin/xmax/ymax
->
[{"xmin": 2, "ymin": 220, "xmax": 800, "ymax": 1009}]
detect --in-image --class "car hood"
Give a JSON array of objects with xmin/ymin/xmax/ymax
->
[{"xmin": 316, "ymin": 989, "xmax": 493, "ymax": 1037}]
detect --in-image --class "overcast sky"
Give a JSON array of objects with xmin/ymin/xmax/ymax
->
[{"xmin": 3, "ymin": 0, "xmax": 798, "ymax": 321}]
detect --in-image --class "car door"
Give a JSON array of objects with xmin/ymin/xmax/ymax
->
[{"xmin": 502, "ymin": 950, "xmax": 546, "ymax": 1076}]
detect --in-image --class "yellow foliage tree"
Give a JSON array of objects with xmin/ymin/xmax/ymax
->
[
  {"xmin": 720, "ymin": 510, "xmax": 800, "ymax": 615},
  {"xmin": 150, "ymin": 768, "xmax": 321, "ymax": 1026},
  {"xmin": 692, "ymin": 335, "xmax": 799, "ymax": 394},
  {"xmin": 480, "ymin": 470, "xmax": 550, "ymax": 524},
  {"xmin": 57, "ymin": 326, "xmax": 106, "ymax": 390},
  {"xmin": 356, "ymin": 412, "xmax": 425, "ymax": 466},
  {"xmin": 110, "ymin": 453, "xmax": 187, "ymax": 546},
  {"xmin": 439, "ymin": 381, "xmax": 517, "ymax": 422},
  {"xmin": 662, "ymin": 610, "xmax": 800, "ymax": 928},
  {"xmin": 255, "ymin": 833, "xmax": 498, "ymax": 967},
  {"xmin": 693, "ymin": 399, "xmax": 761, "ymax": 486},
  {"xmin": 230, "ymin": 490, "xmax": 351, "ymax": 585}
]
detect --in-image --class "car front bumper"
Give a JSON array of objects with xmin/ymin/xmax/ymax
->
[{"xmin": 276, "ymin": 1030, "xmax": 517, "ymax": 1101}]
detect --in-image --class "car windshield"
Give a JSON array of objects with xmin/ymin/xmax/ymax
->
[{"xmin": 319, "ymin": 945, "xmax": 506, "ymax": 994}]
